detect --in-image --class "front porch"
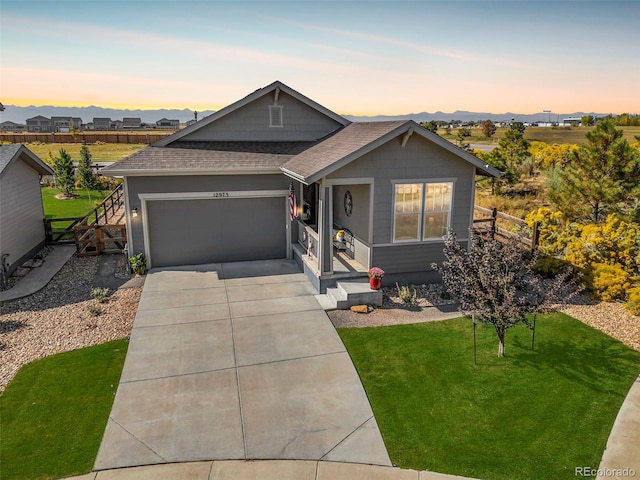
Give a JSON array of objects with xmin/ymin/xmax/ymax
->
[{"xmin": 292, "ymin": 225, "xmax": 369, "ymax": 294}]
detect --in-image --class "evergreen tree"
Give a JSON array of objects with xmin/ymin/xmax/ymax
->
[
  {"xmin": 547, "ymin": 119, "xmax": 640, "ymax": 222},
  {"xmin": 52, "ymin": 148, "xmax": 75, "ymax": 197},
  {"xmin": 421, "ymin": 120, "xmax": 439, "ymax": 134},
  {"xmin": 77, "ymin": 143, "xmax": 96, "ymax": 201}
]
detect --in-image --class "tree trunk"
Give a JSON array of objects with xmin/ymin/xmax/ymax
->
[{"xmin": 497, "ymin": 330, "xmax": 505, "ymax": 357}]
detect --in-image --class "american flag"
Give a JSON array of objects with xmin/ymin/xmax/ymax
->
[{"xmin": 289, "ymin": 183, "xmax": 296, "ymax": 221}]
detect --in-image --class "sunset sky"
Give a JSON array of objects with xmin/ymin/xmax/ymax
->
[{"xmin": 2, "ymin": 0, "xmax": 639, "ymax": 116}]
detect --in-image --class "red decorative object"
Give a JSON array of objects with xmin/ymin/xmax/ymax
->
[{"xmin": 369, "ymin": 277, "xmax": 381, "ymax": 290}]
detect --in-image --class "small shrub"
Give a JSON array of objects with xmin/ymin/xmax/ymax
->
[
  {"xmin": 534, "ymin": 255, "xmax": 569, "ymax": 277},
  {"xmin": 584, "ymin": 263, "xmax": 631, "ymax": 302},
  {"xmin": 91, "ymin": 287, "xmax": 110, "ymax": 303},
  {"xmin": 626, "ymin": 287, "xmax": 640, "ymax": 316},
  {"xmin": 396, "ymin": 283, "xmax": 418, "ymax": 305},
  {"xmin": 128, "ymin": 253, "xmax": 147, "ymax": 275}
]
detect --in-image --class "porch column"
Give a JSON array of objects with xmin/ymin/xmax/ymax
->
[{"xmin": 317, "ymin": 184, "xmax": 333, "ymax": 275}]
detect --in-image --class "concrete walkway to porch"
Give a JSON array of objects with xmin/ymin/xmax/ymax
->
[{"xmin": 94, "ymin": 259, "xmax": 390, "ymax": 471}]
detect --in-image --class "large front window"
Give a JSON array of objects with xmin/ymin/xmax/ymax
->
[{"xmin": 393, "ymin": 182, "xmax": 453, "ymax": 242}]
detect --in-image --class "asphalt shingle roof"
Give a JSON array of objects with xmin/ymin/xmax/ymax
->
[
  {"xmin": 0, "ymin": 144, "xmax": 22, "ymax": 173},
  {"xmin": 281, "ymin": 121, "xmax": 410, "ymax": 181},
  {"xmin": 0, "ymin": 144, "xmax": 54, "ymax": 175},
  {"xmin": 101, "ymin": 146, "xmax": 293, "ymax": 173}
]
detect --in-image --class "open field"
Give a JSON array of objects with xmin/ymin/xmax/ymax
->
[
  {"xmin": 442, "ymin": 125, "xmax": 640, "ymax": 145},
  {"xmin": 23, "ymin": 143, "xmax": 146, "ymax": 163},
  {"xmin": 338, "ymin": 314, "xmax": 640, "ymax": 480}
]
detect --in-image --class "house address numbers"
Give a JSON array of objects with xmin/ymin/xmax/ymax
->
[{"xmin": 212, "ymin": 192, "xmax": 230, "ymax": 198}]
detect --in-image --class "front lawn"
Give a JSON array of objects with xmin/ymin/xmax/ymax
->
[
  {"xmin": 338, "ymin": 314, "xmax": 640, "ymax": 480},
  {"xmin": 0, "ymin": 340, "xmax": 128, "ymax": 480}
]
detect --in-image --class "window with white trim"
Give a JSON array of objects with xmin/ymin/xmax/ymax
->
[
  {"xmin": 269, "ymin": 105, "xmax": 283, "ymax": 127},
  {"xmin": 393, "ymin": 182, "xmax": 453, "ymax": 242}
]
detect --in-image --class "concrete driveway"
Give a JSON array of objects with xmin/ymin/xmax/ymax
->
[{"xmin": 94, "ymin": 259, "xmax": 390, "ymax": 471}]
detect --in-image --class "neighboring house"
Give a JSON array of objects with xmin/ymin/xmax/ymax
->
[
  {"xmin": 102, "ymin": 81, "xmax": 501, "ymax": 291},
  {"xmin": 0, "ymin": 121, "xmax": 26, "ymax": 131},
  {"xmin": 93, "ymin": 118, "xmax": 113, "ymax": 130},
  {"xmin": 0, "ymin": 144, "xmax": 54, "ymax": 277},
  {"xmin": 122, "ymin": 117, "xmax": 142, "ymax": 129},
  {"xmin": 26, "ymin": 115, "xmax": 52, "ymax": 132},
  {"xmin": 156, "ymin": 118, "xmax": 180, "ymax": 129},
  {"xmin": 51, "ymin": 116, "xmax": 71, "ymax": 132}
]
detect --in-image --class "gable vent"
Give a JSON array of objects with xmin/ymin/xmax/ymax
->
[{"xmin": 269, "ymin": 105, "xmax": 283, "ymax": 128}]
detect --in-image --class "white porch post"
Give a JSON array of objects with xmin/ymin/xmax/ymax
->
[{"xmin": 317, "ymin": 182, "xmax": 333, "ymax": 275}]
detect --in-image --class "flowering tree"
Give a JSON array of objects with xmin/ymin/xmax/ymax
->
[{"xmin": 432, "ymin": 233, "xmax": 579, "ymax": 357}]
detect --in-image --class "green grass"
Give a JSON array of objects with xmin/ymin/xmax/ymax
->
[
  {"xmin": 25, "ymin": 143, "xmax": 146, "ymax": 163},
  {"xmin": 42, "ymin": 186, "xmax": 109, "ymax": 219},
  {"xmin": 338, "ymin": 314, "xmax": 640, "ymax": 480},
  {"xmin": 0, "ymin": 339, "xmax": 128, "ymax": 480}
]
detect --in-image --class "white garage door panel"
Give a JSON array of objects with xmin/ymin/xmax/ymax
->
[{"xmin": 147, "ymin": 197, "xmax": 286, "ymax": 267}]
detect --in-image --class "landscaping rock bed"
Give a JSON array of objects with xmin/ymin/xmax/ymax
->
[
  {"xmin": 0, "ymin": 255, "xmax": 142, "ymax": 392},
  {"xmin": 330, "ymin": 284, "xmax": 640, "ymax": 353}
]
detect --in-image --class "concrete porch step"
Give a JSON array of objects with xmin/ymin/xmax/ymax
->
[{"xmin": 315, "ymin": 279, "xmax": 383, "ymax": 311}]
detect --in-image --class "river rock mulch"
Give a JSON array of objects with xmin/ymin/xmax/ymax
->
[
  {"xmin": 329, "ymin": 284, "xmax": 640, "ymax": 352},
  {"xmin": 0, "ymin": 255, "xmax": 141, "ymax": 392}
]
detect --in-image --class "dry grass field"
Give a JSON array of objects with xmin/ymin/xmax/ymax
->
[
  {"xmin": 442, "ymin": 125, "xmax": 640, "ymax": 145},
  {"xmin": 19, "ymin": 143, "xmax": 146, "ymax": 163}
]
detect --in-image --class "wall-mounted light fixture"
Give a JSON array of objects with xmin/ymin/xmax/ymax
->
[{"xmin": 131, "ymin": 208, "xmax": 138, "ymax": 218}]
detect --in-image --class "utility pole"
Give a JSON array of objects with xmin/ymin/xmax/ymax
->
[{"xmin": 543, "ymin": 110, "xmax": 551, "ymax": 124}]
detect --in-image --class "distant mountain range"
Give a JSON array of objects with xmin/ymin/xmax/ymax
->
[
  {"xmin": 0, "ymin": 104, "xmax": 609, "ymax": 125},
  {"xmin": 0, "ymin": 106, "xmax": 214, "ymax": 125}
]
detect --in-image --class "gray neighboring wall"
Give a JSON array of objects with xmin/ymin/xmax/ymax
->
[{"xmin": 0, "ymin": 144, "xmax": 54, "ymax": 275}]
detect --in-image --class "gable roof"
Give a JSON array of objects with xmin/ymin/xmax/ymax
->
[
  {"xmin": 100, "ymin": 146, "xmax": 292, "ymax": 176},
  {"xmin": 0, "ymin": 144, "xmax": 54, "ymax": 176},
  {"xmin": 281, "ymin": 120, "xmax": 502, "ymax": 184},
  {"xmin": 153, "ymin": 81, "xmax": 351, "ymax": 147}
]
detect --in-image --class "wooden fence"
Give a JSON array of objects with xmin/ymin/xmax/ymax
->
[
  {"xmin": 473, "ymin": 206, "xmax": 539, "ymax": 251},
  {"xmin": 44, "ymin": 185, "xmax": 127, "ymax": 255},
  {"xmin": 0, "ymin": 132, "xmax": 171, "ymax": 144}
]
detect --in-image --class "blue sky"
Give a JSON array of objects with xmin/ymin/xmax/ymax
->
[{"xmin": 1, "ymin": 0, "xmax": 638, "ymax": 115}]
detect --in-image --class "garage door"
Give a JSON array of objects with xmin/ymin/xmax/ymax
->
[{"xmin": 146, "ymin": 197, "xmax": 286, "ymax": 267}]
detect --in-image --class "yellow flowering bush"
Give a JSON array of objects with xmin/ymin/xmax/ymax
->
[
  {"xmin": 529, "ymin": 142, "xmax": 579, "ymax": 169},
  {"xmin": 626, "ymin": 287, "xmax": 640, "ymax": 316},
  {"xmin": 529, "ymin": 211, "xmax": 640, "ymax": 306},
  {"xmin": 585, "ymin": 263, "xmax": 631, "ymax": 302}
]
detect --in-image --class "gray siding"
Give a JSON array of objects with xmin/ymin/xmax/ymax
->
[
  {"xmin": 328, "ymin": 135, "xmax": 475, "ymax": 244},
  {"xmin": 332, "ymin": 184, "xmax": 370, "ymax": 242},
  {"xmin": 0, "ymin": 159, "xmax": 46, "ymax": 273},
  {"xmin": 182, "ymin": 92, "xmax": 343, "ymax": 142},
  {"xmin": 126, "ymin": 174, "xmax": 289, "ymax": 256},
  {"xmin": 327, "ymin": 134, "xmax": 475, "ymax": 276}
]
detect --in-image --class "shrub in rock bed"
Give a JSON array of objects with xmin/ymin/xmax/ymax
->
[
  {"xmin": 626, "ymin": 287, "xmax": 640, "ymax": 316},
  {"xmin": 585, "ymin": 263, "xmax": 632, "ymax": 302}
]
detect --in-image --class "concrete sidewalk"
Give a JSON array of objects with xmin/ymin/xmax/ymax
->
[
  {"xmin": 69, "ymin": 460, "xmax": 478, "ymax": 480},
  {"xmin": 94, "ymin": 260, "xmax": 390, "ymax": 471},
  {"xmin": 0, "ymin": 244, "xmax": 75, "ymax": 302},
  {"xmin": 597, "ymin": 375, "xmax": 640, "ymax": 480}
]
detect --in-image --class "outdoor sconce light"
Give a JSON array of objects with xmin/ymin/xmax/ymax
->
[{"xmin": 131, "ymin": 208, "xmax": 138, "ymax": 218}]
